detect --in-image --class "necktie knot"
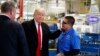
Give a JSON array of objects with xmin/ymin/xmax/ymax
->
[{"xmin": 38, "ymin": 23, "xmax": 41, "ymax": 26}]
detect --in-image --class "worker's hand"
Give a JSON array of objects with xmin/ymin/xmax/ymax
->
[{"xmin": 56, "ymin": 53, "xmax": 63, "ymax": 56}]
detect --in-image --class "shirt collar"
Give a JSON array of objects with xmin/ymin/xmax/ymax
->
[
  {"xmin": 34, "ymin": 19, "xmax": 41, "ymax": 25},
  {"xmin": 0, "ymin": 13, "xmax": 10, "ymax": 19},
  {"xmin": 62, "ymin": 28, "xmax": 74, "ymax": 34}
]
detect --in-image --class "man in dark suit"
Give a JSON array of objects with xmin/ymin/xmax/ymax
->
[
  {"xmin": 22, "ymin": 8, "xmax": 61, "ymax": 56},
  {"xmin": 0, "ymin": 1, "xmax": 29, "ymax": 56}
]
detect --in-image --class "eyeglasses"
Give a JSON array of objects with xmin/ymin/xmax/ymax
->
[{"xmin": 62, "ymin": 21, "xmax": 69, "ymax": 24}]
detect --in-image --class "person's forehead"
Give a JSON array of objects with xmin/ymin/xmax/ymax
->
[{"xmin": 63, "ymin": 18, "xmax": 68, "ymax": 22}]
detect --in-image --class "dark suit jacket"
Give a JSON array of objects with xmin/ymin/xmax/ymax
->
[
  {"xmin": 22, "ymin": 19, "xmax": 61, "ymax": 56},
  {"xmin": 0, "ymin": 15, "xmax": 29, "ymax": 56}
]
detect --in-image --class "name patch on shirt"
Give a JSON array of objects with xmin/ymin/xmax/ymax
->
[{"xmin": 65, "ymin": 35, "xmax": 70, "ymax": 40}]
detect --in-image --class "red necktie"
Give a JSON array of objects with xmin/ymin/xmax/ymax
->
[{"xmin": 36, "ymin": 23, "xmax": 41, "ymax": 56}]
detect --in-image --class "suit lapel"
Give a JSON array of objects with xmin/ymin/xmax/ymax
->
[
  {"xmin": 41, "ymin": 23, "xmax": 44, "ymax": 42},
  {"xmin": 41, "ymin": 23, "xmax": 47, "ymax": 45},
  {"xmin": 30, "ymin": 19, "xmax": 38, "ymax": 40}
]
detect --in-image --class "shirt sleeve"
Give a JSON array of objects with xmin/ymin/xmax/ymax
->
[{"xmin": 71, "ymin": 34, "xmax": 80, "ymax": 49}]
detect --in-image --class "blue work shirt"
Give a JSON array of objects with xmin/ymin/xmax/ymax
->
[{"xmin": 57, "ymin": 28, "xmax": 80, "ymax": 53}]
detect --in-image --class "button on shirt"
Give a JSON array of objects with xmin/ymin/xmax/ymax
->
[{"xmin": 57, "ymin": 28, "xmax": 80, "ymax": 53}]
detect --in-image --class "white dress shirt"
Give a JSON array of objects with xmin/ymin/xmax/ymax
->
[{"xmin": 34, "ymin": 20, "xmax": 43, "ymax": 49}]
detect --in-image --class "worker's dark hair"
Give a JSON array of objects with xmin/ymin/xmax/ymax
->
[{"xmin": 65, "ymin": 16, "xmax": 75, "ymax": 26}]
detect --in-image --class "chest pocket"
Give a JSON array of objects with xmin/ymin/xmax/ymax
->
[{"xmin": 59, "ymin": 35, "xmax": 71, "ymax": 47}]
